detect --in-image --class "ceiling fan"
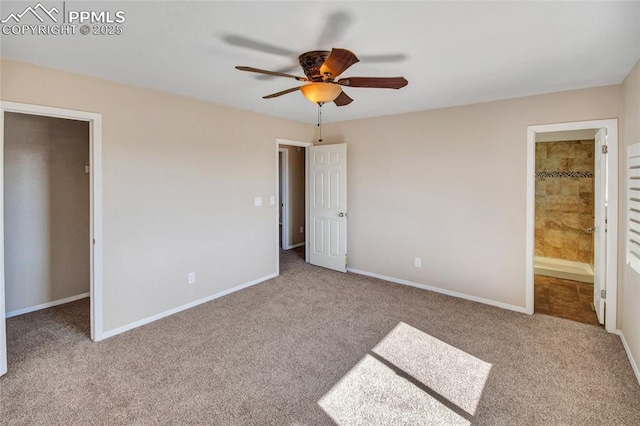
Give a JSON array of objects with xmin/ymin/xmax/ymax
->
[{"xmin": 235, "ymin": 48, "xmax": 408, "ymax": 106}]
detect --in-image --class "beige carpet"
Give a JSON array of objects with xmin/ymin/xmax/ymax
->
[{"xmin": 2, "ymin": 247, "xmax": 639, "ymax": 425}]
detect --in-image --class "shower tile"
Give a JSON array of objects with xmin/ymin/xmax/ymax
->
[
  {"xmin": 562, "ymin": 213, "xmax": 580, "ymax": 231},
  {"xmin": 579, "ymin": 178, "xmax": 593, "ymax": 193},
  {"xmin": 545, "ymin": 246, "xmax": 562, "ymax": 258},
  {"xmin": 536, "ymin": 143, "xmax": 548, "ymax": 159},
  {"xmin": 547, "ymin": 142, "xmax": 572, "ymax": 158},
  {"xmin": 561, "ymin": 179, "xmax": 580, "ymax": 196},
  {"xmin": 579, "ymin": 236, "xmax": 593, "ymax": 251},
  {"xmin": 543, "ymin": 158, "xmax": 569, "ymax": 172},
  {"xmin": 545, "ymin": 230, "xmax": 562, "ymax": 248},
  {"xmin": 570, "ymin": 143, "xmax": 593, "ymax": 159},
  {"xmin": 545, "ymin": 195, "xmax": 563, "ymax": 212},
  {"xmin": 568, "ymin": 158, "xmax": 594, "ymax": 172},
  {"xmin": 578, "ymin": 250, "xmax": 592, "ymax": 264},
  {"xmin": 564, "ymin": 248, "xmax": 580, "ymax": 261},
  {"xmin": 562, "ymin": 196, "xmax": 580, "ymax": 213},
  {"xmin": 546, "ymin": 179, "xmax": 562, "ymax": 195},
  {"xmin": 580, "ymin": 192, "xmax": 594, "ymax": 211},
  {"xmin": 545, "ymin": 219, "xmax": 562, "ymax": 230},
  {"xmin": 580, "ymin": 213, "xmax": 594, "ymax": 229}
]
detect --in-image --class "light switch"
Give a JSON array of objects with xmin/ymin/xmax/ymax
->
[
  {"xmin": 270, "ymin": 196, "xmax": 275, "ymax": 205},
  {"xmin": 254, "ymin": 197, "xmax": 262, "ymax": 207}
]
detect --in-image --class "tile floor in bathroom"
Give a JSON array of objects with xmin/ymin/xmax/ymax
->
[{"xmin": 534, "ymin": 274, "xmax": 601, "ymax": 326}]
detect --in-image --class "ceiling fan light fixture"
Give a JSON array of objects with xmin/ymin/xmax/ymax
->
[{"xmin": 300, "ymin": 83, "xmax": 342, "ymax": 104}]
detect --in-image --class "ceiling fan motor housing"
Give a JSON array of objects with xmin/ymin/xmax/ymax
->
[{"xmin": 298, "ymin": 51, "xmax": 331, "ymax": 81}]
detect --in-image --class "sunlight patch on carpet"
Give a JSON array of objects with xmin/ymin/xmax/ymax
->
[
  {"xmin": 318, "ymin": 354, "xmax": 470, "ymax": 425},
  {"xmin": 318, "ymin": 322, "xmax": 491, "ymax": 424},
  {"xmin": 372, "ymin": 322, "xmax": 491, "ymax": 415}
]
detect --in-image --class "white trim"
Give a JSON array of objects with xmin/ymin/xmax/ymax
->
[
  {"xmin": 617, "ymin": 330, "xmax": 640, "ymax": 385},
  {"xmin": 102, "ymin": 273, "xmax": 276, "ymax": 339},
  {"xmin": 276, "ymin": 138, "xmax": 312, "ymax": 148},
  {"xmin": 0, "ymin": 109, "xmax": 5, "ymax": 376},
  {"xmin": 347, "ymin": 268, "xmax": 528, "ymax": 314},
  {"xmin": 276, "ymin": 139, "xmax": 313, "ymax": 273},
  {"xmin": 0, "ymin": 102, "xmax": 104, "ymax": 379},
  {"xmin": 279, "ymin": 148, "xmax": 290, "ymax": 250},
  {"xmin": 526, "ymin": 119, "xmax": 618, "ymax": 333},
  {"xmin": 286, "ymin": 242, "xmax": 306, "ymax": 250},
  {"xmin": 6, "ymin": 293, "xmax": 90, "ymax": 318}
]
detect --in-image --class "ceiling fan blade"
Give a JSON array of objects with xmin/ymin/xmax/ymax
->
[
  {"xmin": 316, "ymin": 11, "xmax": 353, "ymax": 49},
  {"xmin": 333, "ymin": 91, "xmax": 353, "ymax": 107},
  {"xmin": 263, "ymin": 87, "xmax": 302, "ymax": 99},
  {"xmin": 320, "ymin": 48, "xmax": 360, "ymax": 78},
  {"xmin": 236, "ymin": 66, "xmax": 307, "ymax": 81},
  {"xmin": 256, "ymin": 65, "xmax": 299, "ymax": 80},
  {"xmin": 337, "ymin": 77, "xmax": 408, "ymax": 89},
  {"xmin": 222, "ymin": 35, "xmax": 295, "ymax": 57},
  {"xmin": 359, "ymin": 54, "xmax": 408, "ymax": 63}
]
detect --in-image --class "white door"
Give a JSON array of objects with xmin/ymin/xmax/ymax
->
[
  {"xmin": 309, "ymin": 144, "xmax": 347, "ymax": 272},
  {"xmin": 593, "ymin": 129, "xmax": 606, "ymax": 324}
]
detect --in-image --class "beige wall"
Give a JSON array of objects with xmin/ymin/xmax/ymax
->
[
  {"xmin": 1, "ymin": 59, "xmax": 312, "ymax": 332},
  {"xmin": 321, "ymin": 85, "xmax": 622, "ymax": 308},
  {"xmin": 280, "ymin": 144, "xmax": 305, "ymax": 246},
  {"xmin": 4, "ymin": 113, "xmax": 90, "ymax": 312},
  {"xmin": 621, "ymin": 59, "xmax": 640, "ymax": 375},
  {"xmin": 2, "ymin": 57, "xmax": 635, "ymax": 370}
]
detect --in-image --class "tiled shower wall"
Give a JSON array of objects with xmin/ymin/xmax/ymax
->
[{"xmin": 535, "ymin": 140, "xmax": 594, "ymax": 264}]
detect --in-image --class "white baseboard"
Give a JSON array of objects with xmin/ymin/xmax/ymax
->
[
  {"xmin": 617, "ymin": 330, "xmax": 640, "ymax": 385},
  {"xmin": 6, "ymin": 292, "xmax": 90, "ymax": 318},
  {"xmin": 101, "ymin": 273, "xmax": 277, "ymax": 339},
  {"xmin": 286, "ymin": 242, "xmax": 305, "ymax": 249},
  {"xmin": 346, "ymin": 268, "xmax": 528, "ymax": 314}
]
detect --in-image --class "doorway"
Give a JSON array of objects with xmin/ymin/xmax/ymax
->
[
  {"xmin": 533, "ymin": 131, "xmax": 599, "ymax": 325},
  {"xmin": 277, "ymin": 140, "xmax": 310, "ymax": 271},
  {"xmin": 0, "ymin": 102, "xmax": 104, "ymax": 377},
  {"xmin": 526, "ymin": 119, "xmax": 618, "ymax": 333}
]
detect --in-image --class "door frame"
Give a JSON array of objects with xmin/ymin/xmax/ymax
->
[
  {"xmin": 278, "ymin": 148, "xmax": 290, "ymax": 249},
  {"xmin": 275, "ymin": 138, "xmax": 312, "ymax": 275},
  {"xmin": 0, "ymin": 101, "xmax": 104, "ymax": 375},
  {"xmin": 526, "ymin": 119, "xmax": 618, "ymax": 333}
]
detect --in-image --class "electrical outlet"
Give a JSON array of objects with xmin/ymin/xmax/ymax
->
[
  {"xmin": 188, "ymin": 272, "xmax": 196, "ymax": 284},
  {"xmin": 254, "ymin": 197, "xmax": 262, "ymax": 207},
  {"xmin": 414, "ymin": 258, "xmax": 421, "ymax": 268},
  {"xmin": 270, "ymin": 196, "xmax": 275, "ymax": 205},
  {"xmin": 300, "ymin": 226, "xmax": 304, "ymax": 234}
]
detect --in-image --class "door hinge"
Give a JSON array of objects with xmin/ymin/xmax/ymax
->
[
  {"xmin": 600, "ymin": 289, "xmax": 606, "ymax": 299},
  {"xmin": 602, "ymin": 145, "xmax": 608, "ymax": 154},
  {"xmin": 85, "ymin": 165, "xmax": 91, "ymax": 174}
]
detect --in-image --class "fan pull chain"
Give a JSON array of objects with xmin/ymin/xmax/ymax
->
[{"xmin": 317, "ymin": 103, "xmax": 323, "ymax": 143}]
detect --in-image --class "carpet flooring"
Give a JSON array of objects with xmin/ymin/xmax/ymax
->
[{"xmin": 2, "ymin": 247, "xmax": 639, "ymax": 425}]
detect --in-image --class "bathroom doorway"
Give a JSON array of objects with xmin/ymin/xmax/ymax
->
[
  {"xmin": 533, "ymin": 132, "xmax": 598, "ymax": 325},
  {"xmin": 526, "ymin": 120, "xmax": 618, "ymax": 332}
]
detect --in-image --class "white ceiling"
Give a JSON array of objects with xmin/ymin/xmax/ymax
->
[{"xmin": 1, "ymin": 1, "xmax": 639, "ymax": 124}]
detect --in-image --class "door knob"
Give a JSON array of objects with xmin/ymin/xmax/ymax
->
[
  {"xmin": 338, "ymin": 212, "xmax": 345, "ymax": 217},
  {"xmin": 586, "ymin": 226, "xmax": 596, "ymax": 233}
]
